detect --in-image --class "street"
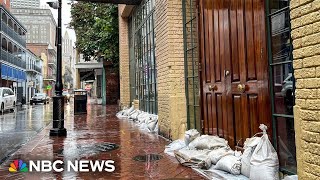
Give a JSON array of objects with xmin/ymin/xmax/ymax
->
[
  {"xmin": 0, "ymin": 101, "xmax": 203, "ymax": 179},
  {"xmin": 0, "ymin": 103, "xmax": 52, "ymax": 164}
]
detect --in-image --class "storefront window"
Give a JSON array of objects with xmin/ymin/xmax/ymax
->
[
  {"xmin": 267, "ymin": 0, "xmax": 296, "ymax": 174},
  {"xmin": 182, "ymin": 0, "xmax": 201, "ymax": 131},
  {"xmin": 129, "ymin": 0, "xmax": 157, "ymax": 114}
]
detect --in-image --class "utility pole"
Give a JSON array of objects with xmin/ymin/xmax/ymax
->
[{"xmin": 47, "ymin": 0, "xmax": 67, "ymax": 136}]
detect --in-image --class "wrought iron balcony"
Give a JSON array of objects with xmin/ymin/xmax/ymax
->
[
  {"xmin": 0, "ymin": 21, "xmax": 26, "ymax": 47},
  {"xmin": 26, "ymin": 64, "xmax": 42, "ymax": 74},
  {"xmin": 0, "ymin": 49, "xmax": 26, "ymax": 69},
  {"xmin": 43, "ymin": 74, "xmax": 56, "ymax": 81},
  {"xmin": 48, "ymin": 58, "xmax": 57, "ymax": 69}
]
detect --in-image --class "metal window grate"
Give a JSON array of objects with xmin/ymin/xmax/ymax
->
[
  {"xmin": 182, "ymin": 0, "xmax": 201, "ymax": 131},
  {"xmin": 129, "ymin": 0, "xmax": 157, "ymax": 114},
  {"xmin": 266, "ymin": 0, "xmax": 296, "ymax": 174}
]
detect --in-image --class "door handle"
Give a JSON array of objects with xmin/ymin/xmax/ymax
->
[
  {"xmin": 208, "ymin": 85, "xmax": 217, "ymax": 91},
  {"xmin": 224, "ymin": 70, "xmax": 230, "ymax": 77},
  {"xmin": 237, "ymin": 84, "xmax": 246, "ymax": 93}
]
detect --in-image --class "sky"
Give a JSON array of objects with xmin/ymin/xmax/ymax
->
[{"xmin": 40, "ymin": 0, "xmax": 77, "ymax": 44}]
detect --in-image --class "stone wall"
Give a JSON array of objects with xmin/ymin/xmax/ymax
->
[
  {"xmin": 155, "ymin": 0, "xmax": 187, "ymax": 140},
  {"xmin": 291, "ymin": 0, "xmax": 320, "ymax": 178}
]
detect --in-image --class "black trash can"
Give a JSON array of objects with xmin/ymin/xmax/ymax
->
[{"xmin": 74, "ymin": 90, "xmax": 87, "ymax": 115}]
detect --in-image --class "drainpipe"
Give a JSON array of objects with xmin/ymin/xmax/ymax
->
[{"xmin": 102, "ymin": 66, "xmax": 106, "ymax": 105}]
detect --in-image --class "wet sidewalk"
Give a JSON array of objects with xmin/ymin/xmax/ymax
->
[{"xmin": 0, "ymin": 104, "xmax": 205, "ymax": 179}]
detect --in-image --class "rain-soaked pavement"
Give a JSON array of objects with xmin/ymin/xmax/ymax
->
[
  {"xmin": 0, "ymin": 103, "xmax": 52, "ymax": 164},
  {"xmin": 0, "ymin": 99, "xmax": 205, "ymax": 179}
]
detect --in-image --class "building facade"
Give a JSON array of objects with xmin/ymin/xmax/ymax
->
[
  {"xmin": 0, "ymin": 3, "xmax": 27, "ymax": 104},
  {"xmin": 10, "ymin": 0, "xmax": 40, "ymax": 9},
  {"xmin": 118, "ymin": 0, "xmax": 320, "ymax": 177},
  {"xmin": 25, "ymin": 49, "xmax": 42, "ymax": 103},
  {"xmin": 11, "ymin": 7, "xmax": 57, "ymax": 96},
  {"xmin": 62, "ymin": 31, "xmax": 74, "ymax": 90}
]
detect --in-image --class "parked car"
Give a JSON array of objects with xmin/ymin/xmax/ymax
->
[
  {"xmin": 281, "ymin": 73, "xmax": 293, "ymax": 97},
  {"xmin": 62, "ymin": 91, "xmax": 71, "ymax": 103},
  {"xmin": 0, "ymin": 87, "xmax": 16, "ymax": 113},
  {"xmin": 30, "ymin": 93, "xmax": 50, "ymax": 105}
]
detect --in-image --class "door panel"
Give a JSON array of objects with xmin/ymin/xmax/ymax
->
[{"xmin": 199, "ymin": 0, "xmax": 271, "ymax": 148}]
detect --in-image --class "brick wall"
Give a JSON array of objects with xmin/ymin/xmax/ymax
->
[
  {"xmin": 291, "ymin": 0, "xmax": 320, "ymax": 178},
  {"xmin": 155, "ymin": 0, "xmax": 187, "ymax": 140},
  {"xmin": 118, "ymin": 5, "xmax": 131, "ymax": 108}
]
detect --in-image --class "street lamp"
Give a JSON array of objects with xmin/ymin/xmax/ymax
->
[{"xmin": 47, "ymin": 0, "xmax": 67, "ymax": 136}]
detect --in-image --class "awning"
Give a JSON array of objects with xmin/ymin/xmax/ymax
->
[{"xmin": 1, "ymin": 64, "xmax": 26, "ymax": 82}]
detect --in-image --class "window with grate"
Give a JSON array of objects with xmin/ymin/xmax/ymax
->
[
  {"xmin": 182, "ymin": 0, "xmax": 201, "ymax": 131},
  {"xmin": 267, "ymin": 0, "xmax": 296, "ymax": 174},
  {"xmin": 129, "ymin": 0, "xmax": 157, "ymax": 114}
]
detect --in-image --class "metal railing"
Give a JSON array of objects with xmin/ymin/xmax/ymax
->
[
  {"xmin": 26, "ymin": 64, "xmax": 42, "ymax": 73},
  {"xmin": 0, "ymin": 49, "xmax": 26, "ymax": 69},
  {"xmin": 43, "ymin": 74, "xmax": 56, "ymax": 80},
  {"xmin": 0, "ymin": 21, "xmax": 26, "ymax": 47}
]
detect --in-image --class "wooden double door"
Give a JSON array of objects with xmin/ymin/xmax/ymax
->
[{"xmin": 199, "ymin": 0, "xmax": 271, "ymax": 148}]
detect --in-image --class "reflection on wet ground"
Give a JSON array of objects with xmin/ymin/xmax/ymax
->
[
  {"xmin": 0, "ymin": 104, "xmax": 52, "ymax": 164},
  {"xmin": 0, "ymin": 102, "xmax": 204, "ymax": 179}
]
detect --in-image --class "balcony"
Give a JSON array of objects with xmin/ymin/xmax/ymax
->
[
  {"xmin": 48, "ymin": 58, "xmax": 57, "ymax": 69},
  {"xmin": 26, "ymin": 64, "xmax": 41, "ymax": 74},
  {"xmin": 43, "ymin": 74, "xmax": 56, "ymax": 82},
  {"xmin": 0, "ymin": 49, "xmax": 26, "ymax": 69},
  {"xmin": 0, "ymin": 21, "xmax": 26, "ymax": 47}
]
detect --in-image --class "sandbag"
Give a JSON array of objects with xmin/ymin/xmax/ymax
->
[
  {"xmin": 174, "ymin": 148, "xmax": 211, "ymax": 169},
  {"xmin": 147, "ymin": 115, "xmax": 158, "ymax": 132},
  {"xmin": 164, "ymin": 139, "xmax": 186, "ymax": 157},
  {"xmin": 193, "ymin": 167, "xmax": 249, "ymax": 180},
  {"xmin": 283, "ymin": 175, "xmax": 298, "ymax": 180},
  {"xmin": 250, "ymin": 124, "xmax": 279, "ymax": 180},
  {"xmin": 241, "ymin": 136, "xmax": 261, "ymax": 177},
  {"xmin": 184, "ymin": 129, "xmax": 200, "ymax": 145},
  {"xmin": 208, "ymin": 147, "xmax": 234, "ymax": 164},
  {"xmin": 189, "ymin": 135, "xmax": 228, "ymax": 150},
  {"xmin": 215, "ymin": 155, "xmax": 241, "ymax": 175},
  {"xmin": 124, "ymin": 106, "xmax": 134, "ymax": 116}
]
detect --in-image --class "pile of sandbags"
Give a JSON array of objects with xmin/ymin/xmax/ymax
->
[
  {"xmin": 116, "ymin": 107, "xmax": 159, "ymax": 133},
  {"xmin": 165, "ymin": 125, "xmax": 282, "ymax": 179}
]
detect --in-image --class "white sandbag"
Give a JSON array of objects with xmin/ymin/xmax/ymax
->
[
  {"xmin": 124, "ymin": 106, "xmax": 134, "ymax": 116},
  {"xmin": 139, "ymin": 123, "xmax": 149, "ymax": 131},
  {"xmin": 137, "ymin": 112, "xmax": 149, "ymax": 124},
  {"xmin": 208, "ymin": 147, "xmax": 234, "ymax": 164},
  {"xmin": 241, "ymin": 136, "xmax": 261, "ymax": 177},
  {"xmin": 250, "ymin": 124, "xmax": 279, "ymax": 180},
  {"xmin": 164, "ymin": 139, "xmax": 186, "ymax": 157},
  {"xmin": 193, "ymin": 167, "xmax": 249, "ymax": 180},
  {"xmin": 154, "ymin": 122, "xmax": 159, "ymax": 133},
  {"xmin": 283, "ymin": 175, "xmax": 298, "ymax": 180},
  {"xmin": 145, "ymin": 114, "xmax": 157, "ymax": 131},
  {"xmin": 189, "ymin": 135, "xmax": 228, "ymax": 150},
  {"xmin": 147, "ymin": 121, "xmax": 157, "ymax": 132},
  {"xmin": 184, "ymin": 129, "xmax": 200, "ymax": 145},
  {"xmin": 174, "ymin": 148, "xmax": 211, "ymax": 169},
  {"xmin": 129, "ymin": 110, "xmax": 141, "ymax": 120},
  {"xmin": 215, "ymin": 155, "xmax": 241, "ymax": 175}
]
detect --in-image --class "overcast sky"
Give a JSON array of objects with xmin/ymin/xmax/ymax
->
[{"xmin": 40, "ymin": 0, "xmax": 76, "ymax": 44}]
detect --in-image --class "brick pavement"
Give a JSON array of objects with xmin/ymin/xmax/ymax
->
[{"xmin": 0, "ymin": 104, "xmax": 205, "ymax": 180}]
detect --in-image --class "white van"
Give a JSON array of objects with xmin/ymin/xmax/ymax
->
[{"xmin": 0, "ymin": 87, "xmax": 16, "ymax": 113}]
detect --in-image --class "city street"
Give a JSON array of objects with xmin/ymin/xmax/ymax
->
[
  {"xmin": 0, "ymin": 103, "xmax": 52, "ymax": 164},
  {"xmin": 0, "ymin": 100, "xmax": 204, "ymax": 179}
]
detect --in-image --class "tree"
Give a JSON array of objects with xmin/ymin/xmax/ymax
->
[{"xmin": 70, "ymin": 2, "xmax": 119, "ymax": 67}]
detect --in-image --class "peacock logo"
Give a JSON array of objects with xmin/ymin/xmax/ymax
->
[{"xmin": 9, "ymin": 160, "xmax": 28, "ymax": 173}]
